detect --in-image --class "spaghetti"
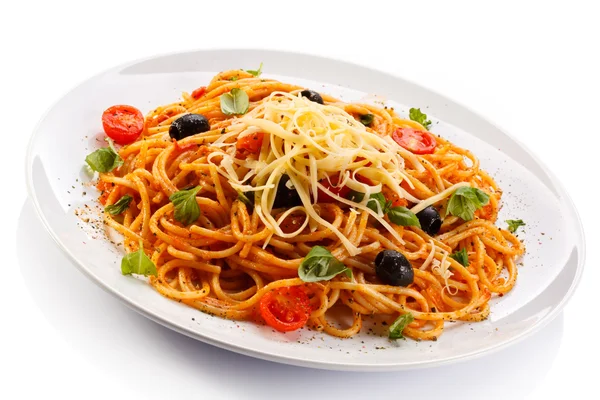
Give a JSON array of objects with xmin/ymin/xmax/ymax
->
[{"xmin": 92, "ymin": 68, "xmax": 525, "ymax": 341}]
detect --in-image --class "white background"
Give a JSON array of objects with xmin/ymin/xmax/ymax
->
[{"xmin": 2, "ymin": 1, "xmax": 599, "ymax": 399}]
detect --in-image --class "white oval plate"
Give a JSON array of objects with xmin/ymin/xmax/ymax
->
[{"xmin": 26, "ymin": 49, "xmax": 585, "ymax": 371}]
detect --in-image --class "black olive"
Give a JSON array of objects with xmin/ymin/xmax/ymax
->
[
  {"xmin": 273, "ymin": 175, "xmax": 302, "ymax": 208},
  {"xmin": 375, "ymin": 250, "xmax": 414, "ymax": 287},
  {"xmin": 300, "ymin": 89, "xmax": 324, "ymax": 105},
  {"xmin": 169, "ymin": 113, "xmax": 210, "ymax": 140},
  {"xmin": 416, "ymin": 206, "xmax": 442, "ymax": 236}
]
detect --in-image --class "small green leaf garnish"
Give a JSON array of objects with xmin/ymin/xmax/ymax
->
[
  {"xmin": 121, "ymin": 241, "xmax": 157, "ymax": 277},
  {"xmin": 104, "ymin": 195, "xmax": 133, "ymax": 215},
  {"xmin": 387, "ymin": 206, "xmax": 421, "ymax": 228},
  {"xmin": 347, "ymin": 189, "xmax": 365, "ymax": 203},
  {"xmin": 360, "ymin": 114, "xmax": 374, "ymax": 126},
  {"xmin": 298, "ymin": 246, "xmax": 352, "ymax": 283},
  {"xmin": 85, "ymin": 138, "xmax": 123, "ymax": 172},
  {"xmin": 229, "ymin": 76, "xmax": 239, "ymax": 81},
  {"xmin": 409, "ymin": 108, "xmax": 432, "ymax": 129},
  {"xmin": 445, "ymin": 186, "xmax": 490, "ymax": 221},
  {"xmin": 366, "ymin": 192, "xmax": 389, "ymax": 214},
  {"xmin": 246, "ymin": 62, "xmax": 263, "ymax": 77},
  {"xmin": 506, "ymin": 219, "xmax": 526, "ymax": 233},
  {"xmin": 169, "ymin": 186, "xmax": 201, "ymax": 226},
  {"xmin": 220, "ymin": 88, "xmax": 249, "ymax": 115},
  {"xmin": 450, "ymin": 248, "xmax": 469, "ymax": 267},
  {"xmin": 389, "ymin": 313, "xmax": 414, "ymax": 340},
  {"xmin": 347, "ymin": 191, "xmax": 419, "ymax": 227}
]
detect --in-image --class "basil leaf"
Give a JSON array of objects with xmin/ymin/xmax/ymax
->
[
  {"xmin": 387, "ymin": 206, "xmax": 421, "ymax": 227},
  {"xmin": 506, "ymin": 219, "xmax": 526, "ymax": 233},
  {"xmin": 367, "ymin": 192, "xmax": 388, "ymax": 214},
  {"xmin": 121, "ymin": 241, "xmax": 157, "ymax": 277},
  {"xmin": 360, "ymin": 113, "xmax": 374, "ymax": 126},
  {"xmin": 246, "ymin": 62, "xmax": 263, "ymax": 77},
  {"xmin": 450, "ymin": 248, "xmax": 469, "ymax": 267},
  {"xmin": 347, "ymin": 191, "xmax": 392, "ymax": 215},
  {"xmin": 220, "ymin": 88, "xmax": 250, "ymax": 115},
  {"xmin": 85, "ymin": 138, "xmax": 123, "ymax": 173},
  {"xmin": 409, "ymin": 107, "xmax": 432, "ymax": 129},
  {"xmin": 169, "ymin": 186, "xmax": 201, "ymax": 225},
  {"xmin": 237, "ymin": 190, "xmax": 254, "ymax": 210},
  {"xmin": 389, "ymin": 313, "xmax": 414, "ymax": 340},
  {"xmin": 347, "ymin": 190, "xmax": 365, "ymax": 203},
  {"xmin": 104, "ymin": 195, "xmax": 133, "ymax": 215},
  {"xmin": 445, "ymin": 187, "xmax": 490, "ymax": 221},
  {"xmin": 229, "ymin": 76, "xmax": 239, "ymax": 81},
  {"xmin": 298, "ymin": 246, "xmax": 352, "ymax": 283}
]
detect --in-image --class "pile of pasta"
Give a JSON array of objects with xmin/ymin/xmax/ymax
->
[{"xmin": 97, "ymin": 69, "xmax": 524, "ymax": 340}]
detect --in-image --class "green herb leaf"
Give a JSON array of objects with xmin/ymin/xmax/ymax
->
[
  {"xmin": 85, "ymin": 138, "xmax": 123, "ymax": 172},
  {"xmin": 237, "ymin": 190, "xmax": 254, "ymax": 210},
  {"xmin": 389, "ymin": 313, "xmax": 414, "ymax": 340},
  {"xmin": 409, "ymin": 108, "xmax": 432, "ymax": 129},
  {"xmin": 347, "ymin": 190, "xmax": 365, "ymax": 203},
  {"xmin": 348, "ymin": 191, "xmax": 396, "ymax": 216},
  {"xmin": 169, "ymin": 186, "xmax": 201, "ymax": 225},
  {"xmin": 367, "ymin": 192, "xmax": 388, "ymax": 214},
  {"xmin": 229, "ymin": 76, "xmax": 239, "ymax": 81},
  {"xmin": 387, "ymin": 206, "xmax": 421, "ymax": 227},
  {"xmin": 220, "ymin": 88, "xmax": 250, "ymax": 115},
  {"xmin": 360, "ymin": 113, "xmax": 374, "ymax": 126},
  {"xmin": 121, "ymin": 241, "xmax": 157, "ymax": 277},
  {"xmin": 450, "ymin": 248, "xmax": 469, "ymax": 267},
  {"xmin": 104, "ymin": 195, "xmax": 133, "ymax": 215},
  {"xmin": 298, "ymin": 246, "xmax": 352, "ymax": 283},
  {"xmin": 246, "ymin": 62, "xmax": 263, "ymax": 77},
  {"xmin": 445, "ymin": 186, "xmax": 490, "ymax": 221},
  {"xmin": 506, "ymin": 219, "xmax": 526, "ymax": 233}
]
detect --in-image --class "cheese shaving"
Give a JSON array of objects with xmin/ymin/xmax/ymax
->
[{"xmin": 209, "ymin": 91, "xmax": 426, "ymax": 255}]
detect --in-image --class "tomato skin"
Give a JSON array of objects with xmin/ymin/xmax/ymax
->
[
  {"xmin": 191, "ymin": 86, "xmax": 207, "ymax": 100},
  {"xmin": 259, "ymin": 287, "xmax": 311, "ymax": 332},
  {"xmin": 318, "ymin": 176, "xmax": 351, "ymax": 203},
  {"xmin": 102, "ymin": 105, "xmax": 144, "ymax": 145},
  {"xmin": 236, "ymin": 132, "xmax": 264, "ymax": 153},
  {"xmin": 392, "ymin": 127, "xmax": 437, "ymax": 154}
]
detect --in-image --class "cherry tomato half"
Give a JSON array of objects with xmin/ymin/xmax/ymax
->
[
  {"xmin": 236, "ymin": 132, "xmax": 264, "ymax": 153},
  {"xmin": 318, "ymin": 175, "xmax": 351, "ymax": 203},
  {"xmin": 392, "ymin": 127, "xmax": 437, "ymax": 155},
  {"xmin": 259, "ymin": 287, "xmax": 311, "ymax": 332},
  {"xmin": 102, "ymin": 105, "xmax": 144, "ymax": 145}
]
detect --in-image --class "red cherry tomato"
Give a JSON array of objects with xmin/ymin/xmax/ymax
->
[
  {"xmin": 259, "ymin": 287, "xmax": 311, "ymax": 332},
  {"xmin": 318, "ymin": 176, "xmax": 351, "ymax": 203},
  {"xmin": 102, "ymin": 105, "xmax": 144, "ymax": 145},
  {"xmin": 191, "ymin": 86, "xmax": 207, "ymax": 100},
  {"xmin": 392, "ymin": 127, "xmax": 437, "ymax": 154},
  {"xmin": 236, "ymin": 132, "xmax": 264, "ymax": 153}
]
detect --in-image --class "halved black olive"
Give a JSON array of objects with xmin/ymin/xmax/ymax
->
[
  {"xmin": 416, "ymin": 206, "xmax": 442, "ymax": 235},
  {"xmin": 169, "ymin": 113, "xmax": 210, "ymax": 140},
  {"xmin": 273, "ymin": 175, "xmax": 302, "ymax": 208},
  {"xmin": 375, "ymin": 250, "xmax": 414, "ymax": 287},
  {"xmin": 300, "ymin": 89, "xmax": 324, "ymax": 105}
]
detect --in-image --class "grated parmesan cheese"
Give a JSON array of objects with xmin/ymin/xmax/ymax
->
[{"xmin": 209, "ymin": 92, "xmax": 427, "ymax": 255}]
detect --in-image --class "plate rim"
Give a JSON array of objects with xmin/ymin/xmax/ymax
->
[{"xmin": 25, "ymin": 48, "xmax": 586, "ymax": 371}]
